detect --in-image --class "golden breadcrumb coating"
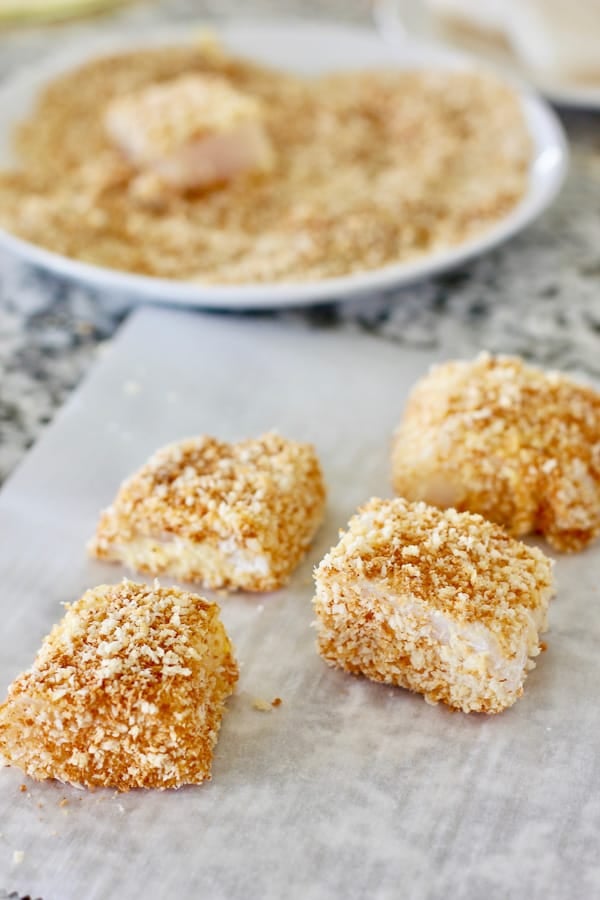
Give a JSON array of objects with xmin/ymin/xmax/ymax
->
[
  {"xmin": 0, "ymin": 44, "xmax": 530, "ymax": 283},
  {"xmin": 89, "ymin": 432, "xmax": 326, "ymax": 592},
  {"xmin": 392, "ymin": 353, "xmax": 600, "ymax": 552},
  {"xmin": 0, "ymin": 581, "xmax": 238, "ymax": 790},
  {"xmin": 314, "ymin": 497, "xmax": 554, "ymax": 714}
]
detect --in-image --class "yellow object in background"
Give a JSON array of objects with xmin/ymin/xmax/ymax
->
[{"xmin": 0, "ymin": 0, "xmax": 124, "ymax": 23}]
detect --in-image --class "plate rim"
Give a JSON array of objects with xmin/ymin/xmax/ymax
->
[{"xmin": 0, "ymin": 20, "xmax": 569, "ymax": 310}]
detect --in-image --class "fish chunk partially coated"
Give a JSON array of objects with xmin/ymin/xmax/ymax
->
[
  {"xmin": 104, "ymin": 73, "xmax": 274, "ymax": 190},
  {"xmin": 89, "ymin": 433, "xmax": 326, "ymax": 592}
]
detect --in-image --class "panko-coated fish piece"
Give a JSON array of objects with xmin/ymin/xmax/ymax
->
[
  {"xmin": 314, "ymin": 498, "xmax": 554, "ymax": 714},
  {"xmin": 89, "ymin": 433, "xmax": 326, "ymax": 592},
  {"xmin": 392, "ymin": 353, "xmax": 600, "ymax": 552}
]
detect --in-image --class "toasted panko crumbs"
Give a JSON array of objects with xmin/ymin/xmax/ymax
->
[{"xmin": 0, "ymin": 43, "xmax": 530, "ymax": 284}]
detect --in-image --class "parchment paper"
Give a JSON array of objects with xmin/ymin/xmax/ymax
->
[{"xmin": 1, "ymin": 308, "xmax": 599, "ymax": 900}]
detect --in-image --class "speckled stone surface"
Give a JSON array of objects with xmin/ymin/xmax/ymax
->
[{"xmin": 0, "ymin": 0, "xmax": 599, "ymax": 485}]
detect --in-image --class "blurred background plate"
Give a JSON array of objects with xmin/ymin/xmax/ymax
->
[
  {"xmin": 0, "ymin": 22, "xmax": 568, "ymax": 310},
  {"xmin": 375, "ymin": 0, "xmax": 600, "ymax": 110}
]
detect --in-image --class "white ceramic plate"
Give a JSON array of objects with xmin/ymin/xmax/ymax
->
[{"xmin": 0, "ymin": 22, "xmax": 568, "ymax": 309}]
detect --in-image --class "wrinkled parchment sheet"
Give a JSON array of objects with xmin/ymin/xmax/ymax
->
[{"xmin": 1, "ymin": 308, "xmax": 599, "ymax": 899}]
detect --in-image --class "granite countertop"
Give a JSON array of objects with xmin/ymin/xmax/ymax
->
[{"xmin": 1, "ymin": 0, "xmax": 599, "ymax": 486}]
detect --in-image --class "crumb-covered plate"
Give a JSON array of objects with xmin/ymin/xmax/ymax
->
[{"xmin": 0, "ymin": 22, "xmax": 567, "ymax": 309}]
